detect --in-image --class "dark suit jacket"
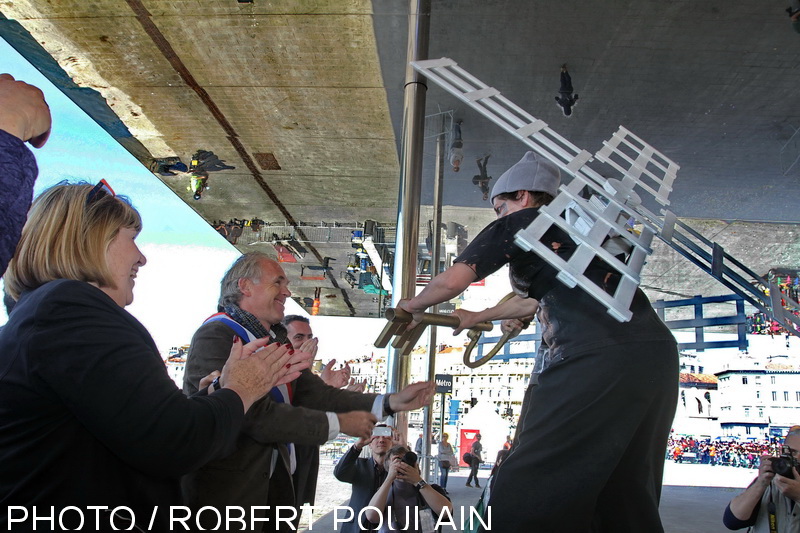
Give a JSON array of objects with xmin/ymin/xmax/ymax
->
[
  {"xmin": 333, "ymin": 445, "xmax": 388, "ymax": 533},
  {"xmin": 181, "ymin": 319, "xmax": 378, "ymax": 528},
  {"xmin": 293, "ymin": 443, "xmax": 320, "ymax": 505},
  {"xmin": 0, "ymin": 280, "xmax": 244, "ymax": 531}
]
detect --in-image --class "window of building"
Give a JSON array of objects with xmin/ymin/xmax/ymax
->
[
  {"xmin": 758, "ymin": 408, "xmax": 764, "ymax": 418},
  {"xmin": 785, "ymin": 391, "xmax": 790, "ymax": 402},
  {"xmin": 771, "ymin": 376, "xmax": 777, "ymax": 385},
  {"xmin": 796, "ymin": 392, "xmax": 800, "ymax": 402},
  {"xmin": 772, "ymin": 391, "xmax": 778, "ymax": 401},
  {"xmin": 742, "ymin": 376, "xmax": 748, "ymax": 385},
  {"xmin": 744, "ymin": 407, "xmax": 750, "ymax": 417},
  {"xmin": 756, "ymin": 391, "xmax": 761, "ymax": 399}
]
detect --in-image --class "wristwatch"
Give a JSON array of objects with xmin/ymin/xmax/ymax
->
[
  {"xmin": 415, "ymin": 479, "xmax": 428, "ymax": 490},
  {"xmin": 383, "ymin": 394, "xmax": 396, "ymax": 416}
]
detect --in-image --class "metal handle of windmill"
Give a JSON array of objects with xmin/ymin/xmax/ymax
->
[{"xmin": 462, "ymin": 292, "xmax": 527, "ymax": 369}]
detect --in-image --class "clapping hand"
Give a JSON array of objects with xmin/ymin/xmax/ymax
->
[{"xmin": 320, "ymin": 358, "xmax": 351, "ymax": 388}]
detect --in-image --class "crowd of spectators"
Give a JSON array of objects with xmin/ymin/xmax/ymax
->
[
  {"xmin": 747, "ymin": 312, "xmax": 799, "ymax": 339},
  {"xmin": 746, "ymin": 273, "xmax": 800, "ymax": 337},
  {"xmin": 667, "ymin": 436, "xmax": 782, "ymax": 468}
]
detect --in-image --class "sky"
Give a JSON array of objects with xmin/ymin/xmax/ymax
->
[{"xmin": 0, "ymin": 37, "xmax": 390, "ymax": 359}]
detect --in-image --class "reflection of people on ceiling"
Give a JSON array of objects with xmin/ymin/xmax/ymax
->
[
  {"xmin": 472, "ymin": 155, "xmax": 493, "ymax": 201},
  {"xmin": 189, "ymin": 171, "xmax": 209, "ymax": 200},
  {"xmin": 152, "ymin": 158, "xmax": 188, "ymax": 176},
  {"xmin": 449, "ymin": 119, "xmax": 464, "ymax": 172},
  {"xmin": 190, "ymin": 149, "xmax": 235, "ymax": 173},
  {"xmin": 789, "ymin": 0, "xmax": 800, "ymax": 33},
  {"xmin": 555, "ymin": 64, "xmax": 579, "ymax": 117}
]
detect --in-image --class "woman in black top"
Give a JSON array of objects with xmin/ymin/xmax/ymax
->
[
  {"xmin": 399, "ymin": 152, "xmax": 678, "ymax": 533},
  {"xmin": 0, "ymin": 182, "xmax": 307, "ymax": 530}
]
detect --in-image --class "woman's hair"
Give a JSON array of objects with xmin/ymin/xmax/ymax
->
[
  {"xmin": 5, "ymin": 183, "xmax": 141, "ymax": 299},
  {"xmin": 494, "ymin": 190, "xmax": 554, "ymax": 207}
]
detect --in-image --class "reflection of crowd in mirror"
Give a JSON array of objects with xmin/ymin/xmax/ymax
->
[
  {"xmin": 189, "ymin": 149, "xmax": 235, "ymax": 173},
  {"xmin": 747, "ymin": 313, "xmax": 799, "ymax": 347},
  {"xmin": 449, "ymin": 119, "xmax": 464, "ymax": 172},
  {"xmin": 472, "ymin": 155, "xmax": 493, "ymax": 201},
  {"xmin": 789, "ymin": 0, "xmax": 800, "ymax": 33},
  {"xmin": 212, "ymin": 217, "xmax": 265, "ymax": 244},
  {"xmin": 667, "ymin": 436, "xmax": 780, "ymax": 467},
  {"xmin": 189, "ymin": 171, "xmax": 209, "ymax": 200},
  {"xmin": 554, "ymin": 64, "xmax": 579, "ymax": 117}
]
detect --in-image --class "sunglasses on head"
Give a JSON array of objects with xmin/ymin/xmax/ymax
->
[{"xmin": 86, "ymin": 179, "xmax": 116, "ymax": 206}]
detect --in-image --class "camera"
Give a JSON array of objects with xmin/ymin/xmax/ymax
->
[
  {"xmin": 771, "ymin": 446, "xmax": 799, "ymax": 478},
  {"xmin": 372, "ymin": 426, "xmax": 392, "ymax": 438},
  {"xmin": 402, "ymin": 451, "xmax": 418, "ymax": 467}
]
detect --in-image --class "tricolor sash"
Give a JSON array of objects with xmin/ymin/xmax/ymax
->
[{"xmin": 202, "ymin": 313, "xmax": 297, "ymax": 474}]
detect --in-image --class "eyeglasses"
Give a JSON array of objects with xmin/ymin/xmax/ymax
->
[{"xmin": 86, "ymin": 179, "xmax": 116, "ymax": 206}]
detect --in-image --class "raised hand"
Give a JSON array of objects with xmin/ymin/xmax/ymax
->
[
  {"xmin": 0, "ymin": 74, "xmax": 51, "ymax": 148},
  {"xmin": 387, "ymin": 381, "xmax": 435, "ymax": 413},
  {"xmin": 337, "ymin": 411, "xmax": 377, "ymax": 439},
  {"xmin": 320, "ymin": 358, "xmax": 350, "ymax": 388}
]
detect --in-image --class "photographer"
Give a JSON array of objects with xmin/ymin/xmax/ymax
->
[
  {"xmin": 723, "ymin": 426, "xmax": 800, "ymax": 532},
  {"xmin": 364, "ymin": 445, "xmax": 452, "ymax": 533},
  {"xmin": 334, "ymin": 424, "xmax": 396, "ymax": 533}
]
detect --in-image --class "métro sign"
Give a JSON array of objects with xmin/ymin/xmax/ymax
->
[{"xmin": 435, "ymin": 373, "xmax": 453, "ymax": 394}]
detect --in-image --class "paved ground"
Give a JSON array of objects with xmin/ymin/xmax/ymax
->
[{"xmin": 298, "ymin": 458, "xmax": 757, "ymax": 532}]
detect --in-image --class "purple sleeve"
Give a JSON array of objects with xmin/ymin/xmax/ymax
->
[{"xmin": 0, "ymin": 129, "xmax": 38, "ymax": 276}]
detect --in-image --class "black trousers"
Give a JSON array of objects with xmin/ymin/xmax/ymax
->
[
  {"xmin": 467, "ymin": 458, "xmax": 480, "ymax": 485},
  {"xmin": 266, "ymin": 462, "xmax": 300, "ymax": 533},
  {"xmin": 559, "ymin": 71, "xmax": 573, "ymax": 94},
  {"xmin": 487, "ymin": 340, "xmax": 678, "ymax": 532}
]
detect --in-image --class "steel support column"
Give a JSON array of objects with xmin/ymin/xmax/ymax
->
[{"xmin": 386, "ymin": 0, "xmax": 430, "ymax": 445}]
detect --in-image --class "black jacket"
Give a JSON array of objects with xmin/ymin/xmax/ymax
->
[
  {"xmin": 334, "ymin": 445, "xmax": 389, "ymax": 533},
  {"xmin": 0, "ymin": 280, "xmax": 244, "ymax": 531}
]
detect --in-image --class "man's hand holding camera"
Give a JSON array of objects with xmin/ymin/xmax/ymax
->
[
  {"xmin": 353, "ymin": 434, "xmax": 377, "ymax": 451},
  {"xmin": 756, "ymin": 455, "xmax": 778, "ymax": 488},
  {"xmin": 763, "ymin": 451, "xmax": 800, "ymax": 502},
  {"xmin": 386, "ymin": 454, "xmax": 421, "ymax": 485},
  {"xmin": 394, "ymin": 456, "xmax": 422, "ymax": 485},
  {"xmin": 774, "ymin": 467, "xmax": 800, "ymax": 502}
]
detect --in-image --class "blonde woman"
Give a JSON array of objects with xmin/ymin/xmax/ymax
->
[
  {"xmin": 0, "ymin": 182, "xmax": 310, "ymax": 530},
  {"xmin": 437, "ymin": 432, "xmax": 457, "ymax": 488}
]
